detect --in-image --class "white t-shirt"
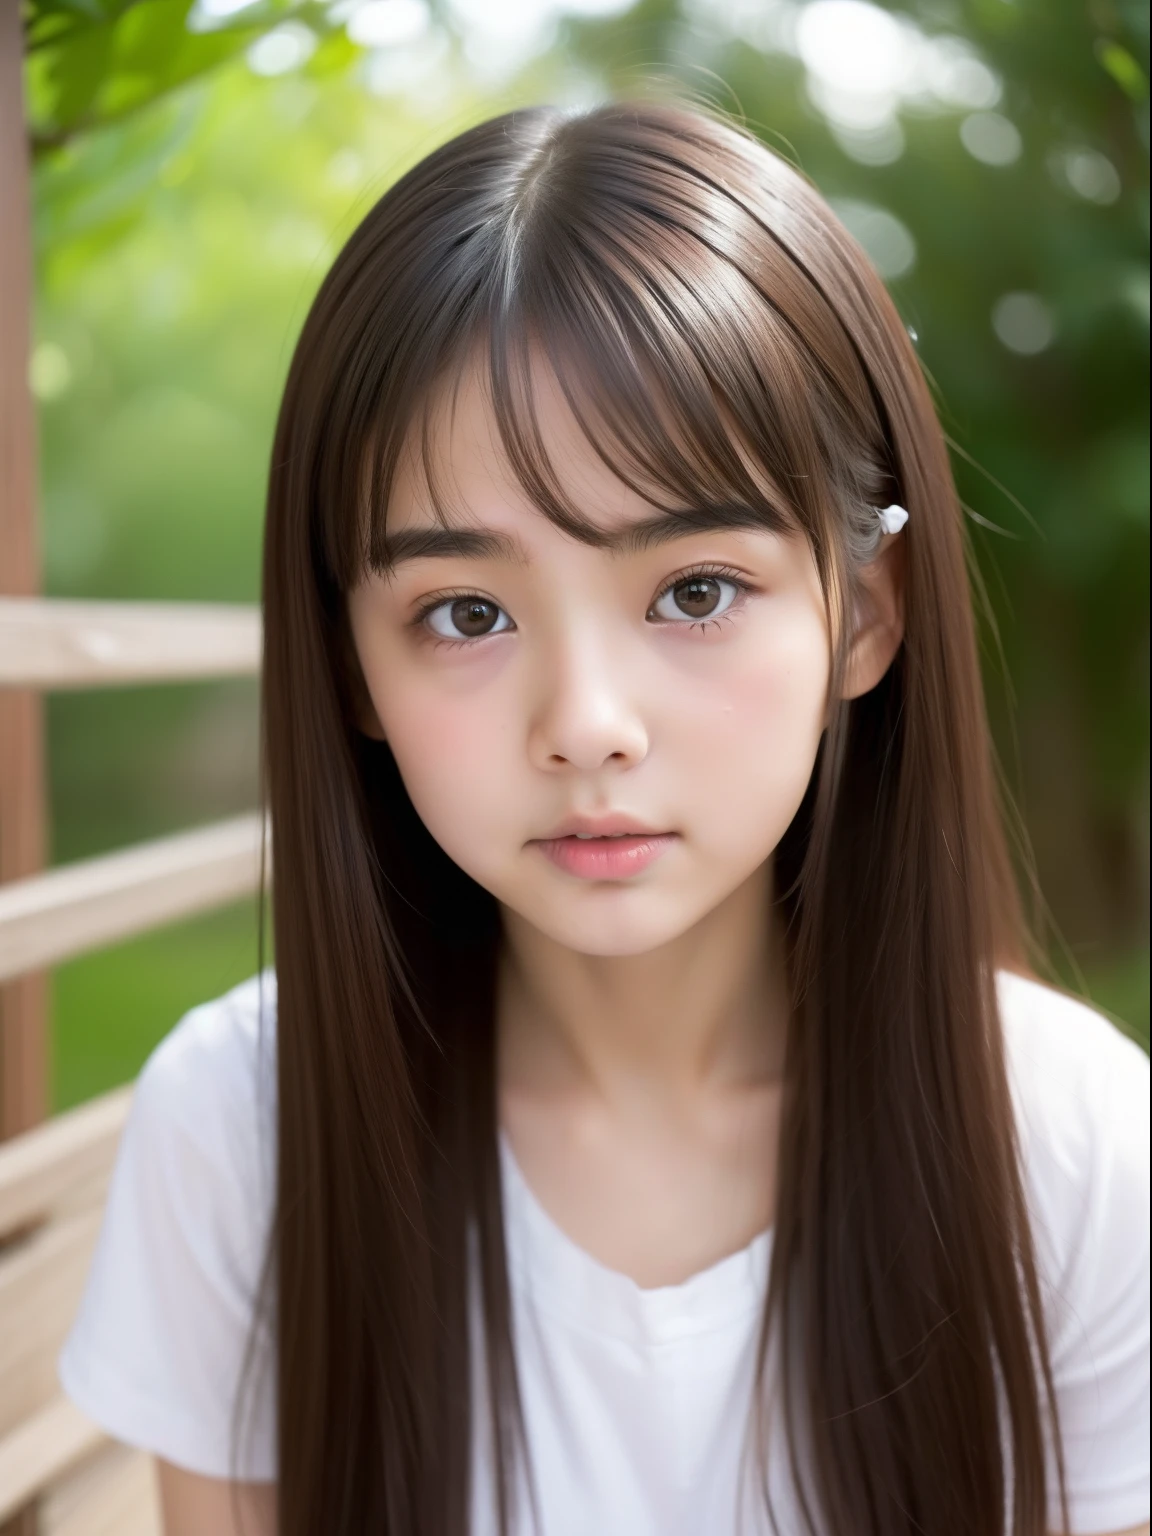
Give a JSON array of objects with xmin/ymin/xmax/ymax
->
[{"xmin": 58, "ymin": 971, "xmax": 1150, "ymax": 1534}]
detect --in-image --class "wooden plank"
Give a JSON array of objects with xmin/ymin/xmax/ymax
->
[
  {"xmin": 0, "ymin": 1093, "xmax": 138, "ymax": 1526},
  {"xmin": 0, "ymin": 599, "xmax": 261, "ymax": 689},
  {"xmin": 41, "ymin": 1444, "xmax": 160, "ymax": 1536},
  {"xmin": 0, "ymin": 1204, "xmax": 104, "ymax": 1438},
  {"xmin": 0, "ymin": 1399, "xmax": 106, "ymax": 1525},
  {"xmin": 0, "ymin": 1088, "xmax": 130, "ymax": 1242},
  {"xmin": 0, "ymin": 0, "xmax": 49, "ymax": 1155},
  {"xmin": 0, "ymin": 814, "xmax": 266, "ymax": 984}
]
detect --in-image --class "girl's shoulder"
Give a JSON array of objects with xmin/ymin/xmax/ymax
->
[
  {"xmin": 146, "ymin": 968, "xmax": 278, "ymax": 1072},
  {"xmin": 126, "ymin": 970, "xmax": 279, "ymax": 1226},
  {"xmin": 995, "ymin": 973, "xmax": 1149, "ymax": 1531},
  {"xmin": 137, "ymin": 971, "xmax": 278, "ymax": 1135},
  {"xmin": 996, "ymin": 967, "xmax": 1149, "ymax": 1142},
  {"xmin": 58, "ymin": 973, "xmax": 280, "ymax": 1479},
  {"xmin": 996, "ymin": 969, "xmax": 1149, "ymax": 1302}
]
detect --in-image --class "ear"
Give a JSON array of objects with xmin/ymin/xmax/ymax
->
[
  {"xmin": 840, "ymin": 531, "xmax": 907, "ymax": 701},
  {"xmin": 339, "ymin": 609, "xmax": 387, "ymax": 741}
]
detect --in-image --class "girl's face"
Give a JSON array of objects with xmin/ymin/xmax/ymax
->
[{"xmin": 348, "ymin": 364, "xmax": 898, "ymax": 958}]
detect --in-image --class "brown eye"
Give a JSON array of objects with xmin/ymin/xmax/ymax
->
[
  {"xmin": 676, "ymin": 577, "xmax": 721, "ymax": 617},
  {"xmin": 425, "ymin": 596, "xmax": 512, "ymax": 641},
  {"xmin": 651, "ymin": 574, "xmax": 740, "ymax": 623},
  {"xmin": 451, "ymin": 599, "xmax": 498, "ymax": 635}
]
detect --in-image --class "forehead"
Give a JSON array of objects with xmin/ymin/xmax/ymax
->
[{"xmin": 385, "ymin": 351, "xmax": 645, "ymax": 542}]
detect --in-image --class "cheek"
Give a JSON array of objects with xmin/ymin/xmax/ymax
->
[
  {"xmin": 366, "ymin": 669, "xmax": 517, "ymax": 861},
  {"xmin": 671, "ymin": 606, "xmax": 829, "ymax": 832},
  {"xmin": 736, "ymin": 616, "xmax": 830, "ymax": 745}
]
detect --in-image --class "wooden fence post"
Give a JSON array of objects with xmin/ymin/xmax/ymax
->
[
  {"xmin": 1, "ymin": 13, "xmax": 52, "ymax": 1531},
  {"xmin": 0, "ymin": 0, "xmax": 49, "ymax": 1146}
]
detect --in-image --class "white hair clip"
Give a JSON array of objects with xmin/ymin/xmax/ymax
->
[{"xmin": 875, "ymin": 503, "xmax": 909, "ymax": 535}]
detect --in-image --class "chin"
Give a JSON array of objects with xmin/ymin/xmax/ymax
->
[{"xmin": 524, "ymin": 893, "xmax": 704, "ymax": 958}]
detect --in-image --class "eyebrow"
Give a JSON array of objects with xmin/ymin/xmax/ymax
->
[{"xmin": 379, "ymin": 503, "xmax": 787, "ymax": 572}]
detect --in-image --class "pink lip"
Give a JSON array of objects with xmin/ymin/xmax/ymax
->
[
  {"xmin": 541, "ymin": 813, "xmax": 666, "ymax": 840},
  {"xmin": 533, "ymin": 833, "xmax": 677, "ymax": 880}
]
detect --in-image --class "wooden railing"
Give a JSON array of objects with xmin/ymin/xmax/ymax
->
[
  {"xmin": 0, "ymin": 1090, "xmax": 133, "ymax": 1527},
  {"xmin": 1, "ymin": 4, "xmax": 271, "ymax": 1522},
  {"xmin": 0, "ymin": 599, "xmax": 261, "ymax": 689},
  {"xmin": 0, "ymin": 813, "xmax": 265, "ymax": 984},
  {"xmin": 0, "ymin": 595, "xmax": 264, "ymax": 1534}
]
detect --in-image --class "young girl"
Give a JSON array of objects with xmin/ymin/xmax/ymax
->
[{"xmin": 58, "ymin": 100, "xmax": 1149, "ymax": 1536}]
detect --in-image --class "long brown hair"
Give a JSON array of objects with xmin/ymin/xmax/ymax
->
[{"xmin": 256, "ymin": 99, "xmax": 1068, "ymax": 1534}]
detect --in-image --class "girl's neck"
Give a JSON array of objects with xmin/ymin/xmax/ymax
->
[{"xmin": 496, "ymin": 860, "xmax": 789, "ymax": 1114}]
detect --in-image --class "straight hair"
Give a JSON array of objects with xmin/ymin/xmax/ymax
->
[{"xmin": 256, "ymin": 99, "xmax": 1068, "ymax": 1534}]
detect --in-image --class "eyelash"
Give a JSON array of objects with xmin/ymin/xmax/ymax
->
[{"xmin": 411, "ymin": 563, "xmax": 755, "ymax": 649}]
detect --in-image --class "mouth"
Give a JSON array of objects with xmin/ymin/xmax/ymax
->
[
  {"xmin": 539, "ymin": 814, "xmax": 669, "ymax": 840},
  {"xmin": 530, "ymin": 823, "xmax": 678, "ymax": 880}
]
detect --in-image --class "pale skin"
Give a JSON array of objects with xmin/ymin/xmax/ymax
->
[{"xmin": 158, "ymin": 361, "xmax": 1147, "ymax": 1536}]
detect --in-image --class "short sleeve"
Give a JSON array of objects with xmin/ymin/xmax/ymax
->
[
  {"xmin": 999, "ymin": 973, "xmax": 1150, "ymax": 1534},
  {"xmin": 57, "ymin": 974, "xmax": 279, "ymax": 1481}
]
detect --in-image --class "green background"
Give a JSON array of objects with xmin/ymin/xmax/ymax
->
[{"xmin": 24, "ymin": 0, "xmax": 1149, "ymax": 1109}]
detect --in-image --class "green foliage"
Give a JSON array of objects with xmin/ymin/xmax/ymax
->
[{"xmin": 23, "ymin": 0, "xmax": 347, "ymax": 155}]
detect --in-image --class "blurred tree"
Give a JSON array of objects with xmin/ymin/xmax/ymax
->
[{"xmin": 23, "ymin": 0, "xmax": 356, "ymax": 155}]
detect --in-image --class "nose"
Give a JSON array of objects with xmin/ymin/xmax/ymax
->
[{"xmin": 526, "ymin": 627, "xmax": 650, "ymax": 775}]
